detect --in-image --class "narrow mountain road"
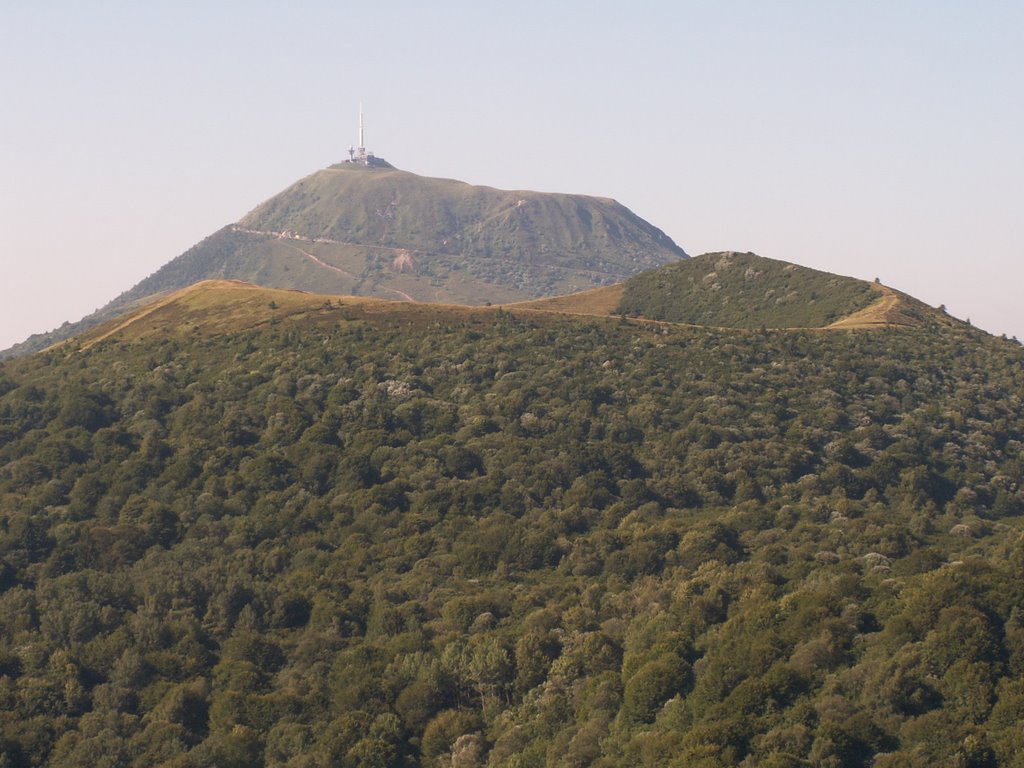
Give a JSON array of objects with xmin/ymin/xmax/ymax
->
[
  {"xmin": 276, "ymin": 237, "xmax": 415, "ymax": 301},
  {"xmin": 280, "ymin": 241, "xmax": 357, "ymax": 279},
  {"xmin": 233, "ymin": 225, "xmax": 636, "ymax": 281}
]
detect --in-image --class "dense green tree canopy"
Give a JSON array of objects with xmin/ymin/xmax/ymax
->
[{"xmin": 0, "ymin": 301, "xmax": 1022, "ymax": 766}]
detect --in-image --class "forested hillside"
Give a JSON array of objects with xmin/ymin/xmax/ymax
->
[
  {"xmin": 1, "ymin": 296, "xmax": 1023, "ymax": 767},
  {"xmin": 617, "ymin": 252, "xmax": 883, "ymax": 328}
]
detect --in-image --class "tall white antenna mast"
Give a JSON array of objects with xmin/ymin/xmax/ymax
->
[
  {"xmin": 358, "ymin": 103, "xmax": 365, "ymax": 155},
  {"xmin": 346, "ymin": 103, "xmax": 375, "ymax": 165}
]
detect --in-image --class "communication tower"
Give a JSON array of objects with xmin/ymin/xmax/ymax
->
[{"xmin": 348, "ymin": 104, "xmax": 374, "ymax": 165}]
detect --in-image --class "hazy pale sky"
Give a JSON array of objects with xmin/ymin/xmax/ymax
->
[{"xmin": 2, "ymin": 1, "xmax": 1022, "ymax": 349}]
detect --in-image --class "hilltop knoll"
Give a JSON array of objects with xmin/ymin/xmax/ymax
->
[{"xmin": 508, "ymin": 252, "xmax": 948, "ymax": 331}]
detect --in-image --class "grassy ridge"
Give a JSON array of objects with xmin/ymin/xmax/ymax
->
[{"xmin": 617, "ymin": 251, "xmax": 881, "ymax": 328}]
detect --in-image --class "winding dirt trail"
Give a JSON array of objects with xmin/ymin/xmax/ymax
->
[
  {"xmin": 505, "ymin": 282, "xmax": 929, "ymax": 332},
  {"xmin": 386, "ymin": 288, "xmax": 415, "ymax": 302},
  {"xmin": 233, "ymin": 225, "xmax": 632, "ymax": 281},
  {"xmin": 826, "ymin": 285, "xmax": 917, "ymax": 329},
  {"xmin": 279, "ymin": 241, "xmax": 357, "ymax": 279},
  {"xmin": 79, "ymin": 291, "xmax": 195, "ymax": 350},
  {"xmin": 277, "ymin": 239, "xmax": 414, "ymax": 301}
]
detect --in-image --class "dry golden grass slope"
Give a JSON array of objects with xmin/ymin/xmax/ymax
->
[
  {"xmin": 502, "ymin": 284, "xmax": 626, "ymax": 316},
  {"xmin": 74, "ymin": 281, "xmax": 377, "ymax": 349},
  {"xmin": 825, "ymin": 284, "xmax": 939, "ymax": 329},
  {"xmin": 71, "ymin": 280, "xmax": 507, "ymax": 350},
  {"xmin": 68, "ymin": 274, "xmax": 950, "ymax": 353}
]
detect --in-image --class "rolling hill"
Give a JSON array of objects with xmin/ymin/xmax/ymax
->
[
  {"xmin": 509, "ymin": 251, "xmax": 946, "ymax": 331},
  {"xmin": 1, "ymin": 163, "xmax": 685, "ymax": 359},
  {"xmin": 615, "ymin": 251, "xmax": 914, "ymax": 329},
  {"xmin": 53, "ymin": 249, "xmax": 950, "ymax": 359}
]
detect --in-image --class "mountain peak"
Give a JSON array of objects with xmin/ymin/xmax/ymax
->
[
  {"xmin": 2, "ymin": 164, "xmax": 685, "ymax": 358},
  {"xmin": 328, "ymin": 157, "xmax": 396, "ymax": 170}
]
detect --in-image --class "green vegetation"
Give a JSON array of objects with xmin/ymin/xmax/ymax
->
[
  {"xmin": 2, "ymin": 165, "xmax": 685, "ymax": 359},
  {"xmin": 0, "ymin": 291, "xmax": 1023, "ymax": 766},
  {"xmin": 239, "ymin": 165, "xmax": 684, "ymax": 280},
  {"xmin": 617, "ymin": 252, "xmax": 881, "ymax": 328}
]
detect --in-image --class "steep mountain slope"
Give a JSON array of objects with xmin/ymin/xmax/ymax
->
[
  {"xmin": 1, "ymin": 164, "xmax": 685, "ymax": 359},
  {"xmin": 1, "ymin": 284, "xmax": 1022, "ymax": 766}
]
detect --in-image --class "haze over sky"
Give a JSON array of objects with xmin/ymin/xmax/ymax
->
[{"xmin": 2, "ymin": 2, "xmax": 1022, "ymax": 349}]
